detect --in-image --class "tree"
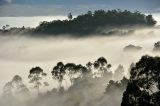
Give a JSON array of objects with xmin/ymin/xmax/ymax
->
[
  {"xmin": 68, "ymin": 12, "xmax": 73, "ymax": 20},
  {"xmin": 126, "ymin": 63, "xmax": 135, "ymax": 78},
  {"xmin": 34, "ymin": 9, "xmax": 156, "ymax": 35},
  {"xmin": 146, "ymin": 15, "xmax": 157, "ymax": 26},
  {"xmin": 121, "ymin": 55, "xmax": 160, "ymax": 106},
  {"xmin": 86, "ymin": 61, "xmax": 93, "ymax": 76},
  {"xmin": 64, "ymin": 63, "xmax": 88, "ymax": 85},
  {"xmin": 2, "ymin": 26, "xmax": 6, "ymax": 30},
  {"xmin": 87, "ymin": 11, "xmax": 92, "ymax": 16},
  {"xmin": 153, "ymin": 41, "xmax": 160, "ymax": 51},
  {"xmin": 3, "ymin": 82, "xmax": 13, "ymax": 97},
  {"xmin": 105, "ymin": 77, "xmax": 128, "ymax": 94},
  {"xmin": 93, "ymin": 57, "xmax": 112, "ymax": 78},
  {"xmin": 3, "ymin": 75, "xmax": 29, "ymax": 97},
  {"xmin": 5, "ymin": 25, "xmax": 10, "ymax": 29},
  {"xmin": 52, "ymin": 62, "xmax": 65, "ymax": 88},
  {"xmin": 28, "ymin": 67, "xmax": 47, "ymax": 96},
  {"xmin": 114, "ymin": 64, "xmax": 125, "ymax": 81}
]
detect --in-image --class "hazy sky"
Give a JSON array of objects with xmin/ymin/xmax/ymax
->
[{"xmin": 0, "ymin": 0, "xmax": 160, "ymax": 16}]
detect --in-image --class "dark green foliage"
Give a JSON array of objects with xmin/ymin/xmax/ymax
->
[
  {"xmin": 121, "ymin": 55, "xmax": 160, "ymax": 106},
  {"xmin": 146, "ymin": 15, "xmax": 157, "ymax": 26},
  {"xmin": 34, "ymin": 9, "xmax": 156, "ymax": 35}
]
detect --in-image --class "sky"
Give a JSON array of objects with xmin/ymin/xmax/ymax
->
[{"xmin": 0, "ymin": 0, "xmax": 160, "ymax": 16}]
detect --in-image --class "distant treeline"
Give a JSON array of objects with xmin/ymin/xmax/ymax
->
[
  {"xmin": 0, "ymin": 9, "xmax": 157, "ymax": 36},
  {"xmin": 33, "ymin": 9, "xmax": 156, "ymax": 35}
]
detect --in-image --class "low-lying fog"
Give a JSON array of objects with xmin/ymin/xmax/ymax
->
[
  {"xmin": 0, "ymin": 13, "xmax": 160, "ymax": 106},
  {"xmin": 0, "ymin": 27, "xmax": 160, "ymax": 95}
]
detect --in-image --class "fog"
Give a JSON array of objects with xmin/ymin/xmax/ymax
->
[
  {"xmin": 0, "ymin": 15, "xmax": 160, "ymax": 106},
  {"xmin": 0, "ymin": 16, "xmax": 67, "ymax": 28},
  {"xmin": 0, "ymin": 28, "xmax": 160, "ymax": 101}
]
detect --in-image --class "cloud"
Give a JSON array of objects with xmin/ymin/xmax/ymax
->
[
  {"xmin": 0, "ymin": 0, "xmax": 12, "ymax": 5},
  {"xmin": 5, "ymin": 0, "xmax": 12, "ymax": 4}
]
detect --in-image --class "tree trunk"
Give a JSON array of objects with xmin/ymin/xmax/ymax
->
[
  {"xmin": 37, "ymin": 81, "xmax": 40, "ymax": 97},
  {"xmin": 37, "ymin": 86, "xmax": 39, "ymax": 96}
]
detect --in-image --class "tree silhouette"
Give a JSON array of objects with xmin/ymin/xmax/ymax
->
[
  {"xmin": 105, "ymin": 77, "xmax": 128, "ymax": 94},
  {"xmin": 126, "ymin": 63, "xmax": 135, "ymax": 78},
  {"xmin": 52, "ymin": 62, "xmax": 65, "ymax": 88},
  {"xmin": 68, "ymin": 12, "xmax": 73, "ymax": 20},
  {"xmin": 153, "ymin": 41, "xmax": 160, "ymax": 51},
  {"xmin": 93, "ymin": 57, "xmax": 112, "ymax": 78},
  {"xmin": 2, "ymin": 26, "xmax": 6, "ymax": 30},
  {"xmin": 34, "ymin": 9, "xmax": 156, "ymax": 35},
  {"xmin": 121, "ymin": 55, "xmax": 160, "ymax": 106},
  {"xmin": 52, "ymin": 57, "xmax": 111, "ymax": 90},
  {"xmin": 28, "ymin": 67, "xmax": 47, "ymax": 96},
  {"xmin": 146, "ymin": 15, "xmax": 157, "ymax": 26},
  {"xmin": 52, "ymin": 62, "xmax": 88, "ymax": 88}
]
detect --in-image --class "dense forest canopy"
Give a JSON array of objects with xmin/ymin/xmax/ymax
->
[
  {"xmin": 0, "ymin": 9, "xmax": 156, "ymax": 36},
  {"xmin": 34, "ymin": 9, "xmax": 156, "ymax": 35},
  {"xmin": 121, "ymin": 55, "xmax": 160, "ymax": 106}
]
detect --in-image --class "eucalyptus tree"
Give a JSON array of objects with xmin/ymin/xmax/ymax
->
[
  {"xmin": 52, "ymin": 61, "xmax": 89, "ymax": 88},
  {"xmin": 51, "ymin": 62, "xmax": 65, "ymax": 88},
  {"xmin": 64, "ymin": 63, "xmax": 78, "ymax": 85},
  {"xmin": 3, "ymin": 75, "xmax": 29, "ymax": 97},
  {"xmin": 122, "ymin": 55, "xmax": 160, "ymax": 106},
  {"xmin": 93, "ymin": 57, "xmax": 112, "ymax": 78},
  {"xmin": 28, "ymin": 67, "xmax": 47, "ymax": 96}
]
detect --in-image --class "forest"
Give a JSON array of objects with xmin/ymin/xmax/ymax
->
[
  {"xmin": 1, "ymin": 42, "xmax": 160, "ymax": 106},
  {"xmin": 34, "ymin": 10, "xmax": 156, "ymax": 35},
  {"xmin": 0, "ymin": 9, "xmax": 157, "ymax": 36},
  {"xmin": 0, "ymin": 9, "xmax": 160, "ymax": 106}
]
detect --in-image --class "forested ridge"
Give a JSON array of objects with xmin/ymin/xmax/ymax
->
[
  {"xmin": 0, "ymin": 9, "xmax": 157, "ymax": 36},
  {"xmin": 34, "ymin": 9, "xmax": 156, "ymax": 35}
]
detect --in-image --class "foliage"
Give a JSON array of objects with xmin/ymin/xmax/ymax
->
[
  {"xmin": 121, "ymin": 55, "xmax": 160, "ymax": 106},
  {"xmin": 3, "ymin": 75, "xmax": 29, "ymax": 97},
  {"xmin": 51, "ymin": 57, "xmax": 112, "ymax": 89},
  {"xmin": 153, "ymin": 41, "xmax": 160, "ymax": 51},
  {"xmin": 28, "ymin": 67, "xmax": 47, "ymax": 96},
  {"xmin": 68, "ymin": 13, "xmax": 73, "ymax": 20},
  {"xmin": 105, "ymin": 77, "xmax": 128, "ymax": 94},
  {"xmin": 34, "ymin": 9, "xmax": 156, "ymax": 35}
]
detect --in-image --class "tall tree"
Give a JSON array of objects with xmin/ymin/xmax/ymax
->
[
  {"xmin": 68, "ymin": 12, "xmax": 73, "ymax": 20},
  {"xmin": 52, "ymin": 62, "xmax": 65, "ymax": 88},
  {"xmin": 28, "ymin": 67, "xmax": 47, "ymax": 96},
  {"xmin": 3, "ymin": 75, "xmax": 29, "ymax": 97},
  {"xmin": 93, "ymin": 57, "xmax": 112, "ymax": 78},
  {"xmin": 121, "ymin": 55, "xmax": 160, "ymax": 106}
]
